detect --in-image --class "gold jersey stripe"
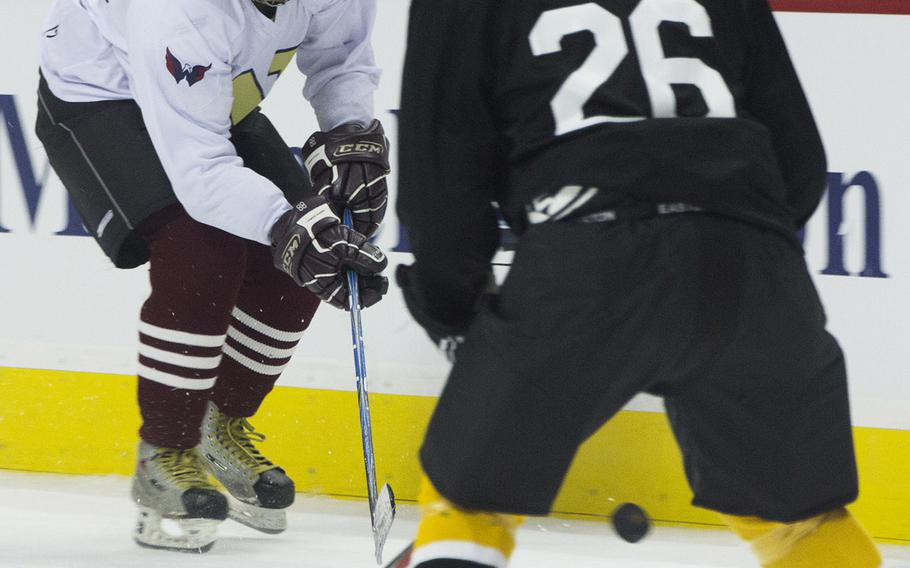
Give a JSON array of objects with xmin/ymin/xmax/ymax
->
[
  {"xmin": 231, "ymin": 69, "xmax": 264, "ymax": 125},
  {"xmin": 269, "ymin": 46, "xmax": 298, "ymax": 77},
  {"xmin": 231, "ymin": 46, "xmax": 298, "ymax": 125}
]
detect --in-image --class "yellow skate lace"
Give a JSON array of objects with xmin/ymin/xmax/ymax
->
[
  {"xmin": 153, "ymin": 448, "xmax": 217, "ymax": 490},
  {"xmin": 219, "ymin": 415, "xmax": 279, "ymax": 476}
]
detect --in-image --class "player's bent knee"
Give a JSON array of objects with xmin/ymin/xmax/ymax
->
[
  {"xmin": 412, "ymin": 475, "xmax": 524, "ymax": 568},
  {"xmin": 723, "ymin": 508, "xmax": 881, "ymax": 567}
]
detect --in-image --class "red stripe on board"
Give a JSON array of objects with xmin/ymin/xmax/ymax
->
[{"xmin": 770, "ymin": 0, "xmax": 910, "ymax": 14}]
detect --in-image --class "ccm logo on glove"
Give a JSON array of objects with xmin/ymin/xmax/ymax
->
[
  {"xmin": 334, "ymin": 142, "xmax": 385, "ymax": 157},
  {"xmin": 280, "ymin": 235, "xmax": 301, "ymax": 274}
]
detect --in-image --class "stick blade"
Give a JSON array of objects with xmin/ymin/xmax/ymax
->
[{"xmin": 372, "ymin": 483, "xmax": 397, "ymax": 564}]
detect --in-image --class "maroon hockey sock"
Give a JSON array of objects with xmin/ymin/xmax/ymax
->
[
  {"xmin": 212, "ymin": 244, "xmax": 320, "ymax": 418},
  {"xmin": 136, "ymin": 211, "xmax": 247, "ymax": 448}
]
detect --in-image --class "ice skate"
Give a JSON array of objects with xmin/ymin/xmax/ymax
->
[
  {"xmin": 131, "ymin": 441, "xmax": 229, "ymax": 553},
  {"xmin": 201, "ymin": 402, "xmax": 295, "ymax": 534}
]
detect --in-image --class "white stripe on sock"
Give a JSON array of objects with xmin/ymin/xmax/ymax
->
[
  {"xmin": 409, "ymin": 541, "xmax": 508, "ymax": 568},
  {"xmin": 231, "ymin": 308, "xmax": 304, "ymax": 343},
  {"xmin": 138, "ymin": 344, "xmax": 222, "ymax": 370},
  {"xmin": 139, "ymin": 321, "xmax": 226, "ymax": 348},
  {"xmin": 137, "ymin": 364, "xmax": 216, "ymax": 390},
  {"xmin": 227, "ymin": 325, "xmax": 299, "ymax": 359},
  {"xmin": 222, "ymin": 344, "xmax": 290, "ymax": 376}
]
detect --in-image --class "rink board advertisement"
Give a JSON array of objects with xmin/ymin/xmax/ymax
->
[{"xmin": 1, "ymin": 1, "xmax": 908, "ymax": 542}]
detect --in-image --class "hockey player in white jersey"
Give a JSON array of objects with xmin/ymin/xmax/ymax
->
[{"xmin": 36, "ymin": 0, "xmax": 389, "ymax": 553}]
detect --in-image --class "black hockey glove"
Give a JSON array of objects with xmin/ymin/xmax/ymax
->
[
  {"xmin": 396, "ymin": 264, "xmax": 475, "ymax": 363},
  {"xmin": 272, "ymin": 196, "xmax": 388, "ymax": 310},
  {"xmin": 302, "ymin": 119, "xmax": 389, "ymax": 238}
]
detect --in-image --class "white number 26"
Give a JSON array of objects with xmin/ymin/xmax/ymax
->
[{"xmin": 529, "ymin": 0, "xmax": 736, "ymax": 136}]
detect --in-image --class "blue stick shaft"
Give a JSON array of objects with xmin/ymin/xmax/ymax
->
[{"xmin": 343, "ymin": 210, "xmax": 380, "ymax": 515}]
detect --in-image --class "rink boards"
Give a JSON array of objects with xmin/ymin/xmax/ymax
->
[
  {"xmin": 0, "ymin": 367, "xmax": 908, "ymax": 544},
  {"xmin": 1, "ymin": 0, "xmax": 909, "ymax": 548}
]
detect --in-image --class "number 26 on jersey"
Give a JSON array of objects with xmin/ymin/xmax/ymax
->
[{"xmin": 530, "ymin": 0, "xmax": 736, "ymax": 136}]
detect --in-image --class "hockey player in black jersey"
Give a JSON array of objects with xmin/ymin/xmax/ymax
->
[{"xmin": 395, "ymin": 0, "xmax": 881, "ymax": 566}]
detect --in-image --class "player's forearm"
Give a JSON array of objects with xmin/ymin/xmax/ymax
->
[
  {"xmin": 398, "ymin": 200, "xmax": 500, "ymax": 328},
  {"xmin": 174, "ymin": 161, "xmax": 292, "ymax": 245},
  {"xmin": 306, "ymin": 73, "xmax": 378, "ymax": 131},
  {"xmin": 298, "ymin": 0, "xmax": 380, "ymax": 130},
  {"xmin": 784, "ymin": 144, "xmax": 827, "ymax": 229},
  {"xmin": 397, "ymin": 0, "xmax": 502, "ymax": 327},
  {"xmin": 745, "ymin": 0, "xmax": 828, "ymax": 228},
  {"xmin": 752, "ymin": 60, "xmax": 827, "ymax": 227}
]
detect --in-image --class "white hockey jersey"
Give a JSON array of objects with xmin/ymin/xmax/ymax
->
[{"xmin": 39, "ymin": 0, "xmax": 380, "ymax": 245}]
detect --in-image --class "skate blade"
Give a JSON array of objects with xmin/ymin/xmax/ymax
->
[
  {"xmin": 373, "ymin": 483, "xmax": 397, "ymax": 563},
  {"xmin": 226, "ymin": 493, "xmax": 287, "ymax": 534},
  {"xmin": 134, "ymin": 507, "xmax": 219, "ymax": 553}
]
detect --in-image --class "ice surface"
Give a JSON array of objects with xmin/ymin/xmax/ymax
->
[{"xmin": 0, "ymin": 471, "xmax": 906, "ymax": 567}]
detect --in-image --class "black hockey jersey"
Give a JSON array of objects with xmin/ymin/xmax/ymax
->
[{"xmin": 397, "ymin": 0, "xmax": 826, "ymax": 327}]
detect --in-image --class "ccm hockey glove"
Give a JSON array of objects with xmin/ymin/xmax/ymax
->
[
  {"xmin": 302, "ymin": 119, "xmax": 389, "ymax": 238},
  {"xmin": 272, "ymin": 196, "xmax": 388, "ymax": 310}
]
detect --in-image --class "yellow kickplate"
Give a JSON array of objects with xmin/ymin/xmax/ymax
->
[{"xmin": 0, "ymin": 367, "xmax": 907, "ymax": 543}]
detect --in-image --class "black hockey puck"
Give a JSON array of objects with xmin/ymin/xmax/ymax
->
[{"xmin": 612, "ymin": 502, "xmax": 650, "ymax": 543}]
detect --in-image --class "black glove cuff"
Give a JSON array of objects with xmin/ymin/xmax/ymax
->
[
  {"xmin": 302, "ymin": 119, "xmax": 390, "ymax": 178},
  {"xmin": 396, "ymin": 264, "xmax": 473, "ymax": 344},
  {"xmin": 271, "ymin": 196, "xmax": 339, "ymax": 284}
]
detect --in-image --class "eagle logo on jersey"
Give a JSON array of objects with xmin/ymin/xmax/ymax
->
[{"xmin": 165, "ymin": 48, "xmax": 212, "ymax": 87}]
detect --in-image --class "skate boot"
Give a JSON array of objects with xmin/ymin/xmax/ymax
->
[
  {"xmin": 200, "ymin": 401, "xmax": 295, "ymax": 534},
  {"xmin": 131, "ymin": 441, "xmax": 229, "ymax": 553}
]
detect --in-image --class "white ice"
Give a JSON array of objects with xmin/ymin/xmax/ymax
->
[{"xmin": 0, "ymin": 471, "xmax": 906, "ymax": 567}]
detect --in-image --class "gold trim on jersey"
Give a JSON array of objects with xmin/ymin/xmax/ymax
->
[{"xmin": 231, "ymin": 46, "xmax": 299, "ymax": 125}]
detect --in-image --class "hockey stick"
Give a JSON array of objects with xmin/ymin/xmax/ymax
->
[{"xmin": 344, "ymin": 210, "xmax": 397, "ymax": 564}]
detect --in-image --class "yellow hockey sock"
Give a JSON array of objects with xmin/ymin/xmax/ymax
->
[
  {"xmin": 723, "ymin": 508, "xmax": 881, "ymax": 568},
  {"xmin": 412, "ymin": 475, "xmax": 525, "ymax": 567}
]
